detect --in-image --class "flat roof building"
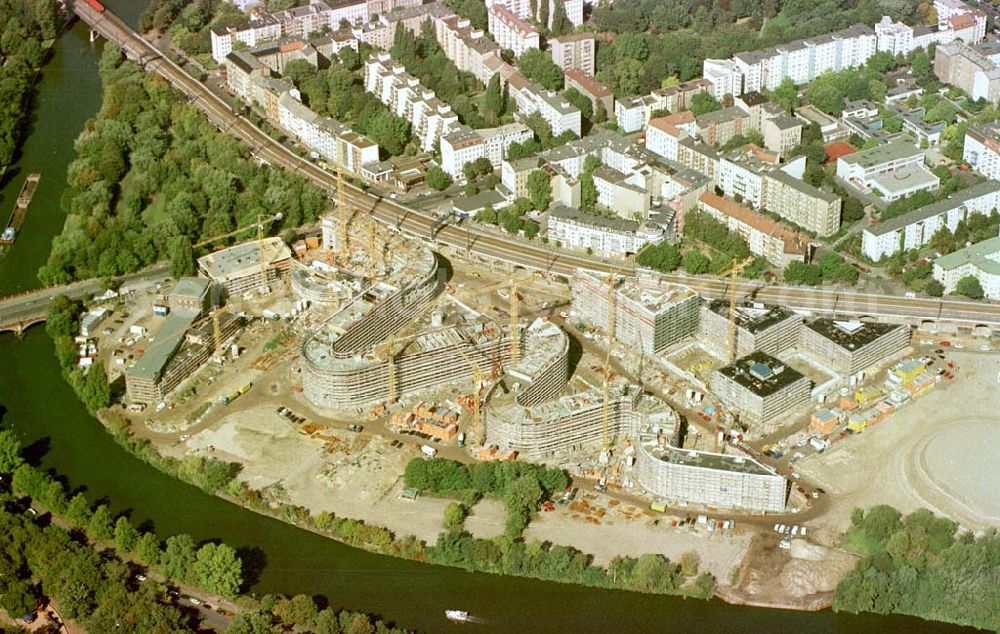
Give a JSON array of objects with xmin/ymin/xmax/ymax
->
[
  {"xmin": 699, "ymin": 300, "xmax": 803, "ymax": 360},
  {"xmin": 800, "ymin": 318, "xmax": 910, "ymax": 376},
  {"xmin": 197, "ymin": 237, "xmax": 294, "ymax": 297},
  {"xmin": 933, "ymin": 235, "xmax": 1000, "ymax": 299},
  {"xmin": 711, "ymin": 352, "xmax": 811, "ymax": 426},
  {"xmin": 636, "ymin": 422, "xmax": 787, "ymax": 512}
]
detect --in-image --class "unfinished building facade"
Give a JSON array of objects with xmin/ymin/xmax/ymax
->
[
  {"xmin": 636, "ymin": 422, "xmax": 787, "ymax": 512},
  {"xmin": 698, "ymin": 300, "xmax": 802, "ymax": 359},
  {"xmin": 799, "ymin": 319, "xmax": 910, "ymax": 376},
  {"xmin": 487, "ymin": 383, "xmax": 680, "ymax": 459},
  {"xmin": 711, "ymin": 352, "xmax": 811, "ymax": 426},
  {"xmin": 571, "ymin": 269, "xmax": 699, "ymax": 355}
]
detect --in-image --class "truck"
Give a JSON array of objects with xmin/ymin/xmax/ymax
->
[
  {"xmin": 420, "ymin": 444, "xmax": 437, "ymax": 457},
  {"xmin": 809, "ymin": 436, "xmax": 829, "ymax": 452},
  {"xmin": 456, "ymin": 432, "xmax": 466, "ymax": 447},
  {"xmin": 650, "ymin": 501, "xmax": 667, "ymax": 513},
  {"xmin": 262, "ymin": 309, "xmax": 279, "ymax": 321}
]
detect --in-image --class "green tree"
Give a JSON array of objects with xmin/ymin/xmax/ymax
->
[
  {"xmin": 517, "ymin": 49, "xmax": 564, "ymax": 91},
  {"xmin": 955, "ymin": 275, "xmax": 984, "ymax": 299},
  {"xmin": 167, "ymin": 236, "xmax": 194, "ymax": 278},
  {"xmin": 443, "ymin": 502, "xmax": 467, "ymax": 528},
  {"xmin": 527, "ymin": 169, "xmax": 551, "ymax": 210},
  {"xmin": 550, "ymin": 0, "xmax": 571, "ymax": 35},
  {"xmin": 769, "ymin": 77, "xmax": 798, "ymax": 113},
  {"xmin": 689, "ymin": 92, "xmax": 721, "ymax": 117},
  {"xmin": 136, "ymin": 532, "xmax": 161, "ymax": 565},
  {"xmin": 0, "ymin": 579, "xmax": 35, "ymax": 618},
  {"xmin": 114, "ymin": 517, "xmax": 139, "ymax": 554},
  {"xmin": 160, "ymin": 534, "xmax": 197, "ymax": 582},
  {"xmin": 425, "ymin": 165, "xmax": 452, "ymax": 191},
  {"xmin": 193, "ymin": 543, "xmax": 243, "ymax": 597},
  {"xmin": 925, "ymin": 279, "xmax": 944, "ymax": 297},
  {"xmin": 65, "ymin": 493, "xmax": 92, "ymax": 528},
  {"xmin": 0, "ymin": 427, "xmax": 23, "ymax": 473},
  {"xmin": 87, "ymin": 505, "xmax": 114, "ymax": 542},
  {"xmin": 682, "ymin": 249, "xmax": 710, "ymax": 274}
]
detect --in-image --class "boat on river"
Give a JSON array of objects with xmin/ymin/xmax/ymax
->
[
  {"xmin": 0, "ymin": 173, "xmax": 40, "ymax": 245},
  {"xmin": 445, "ymin": 610, "xmax": 471, "ymax": 622}
]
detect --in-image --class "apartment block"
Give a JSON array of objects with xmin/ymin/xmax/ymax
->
[
  {"xmin": 763, "ymin": 169, "xmax": 842, "ymax": 237},
  {"xmin": 695, "ymin": 106, "xmax": 750, "ymax": 147},
  {"xmin": 861, "ymin": 180, "xmax": 1000, "ymax": 260},
  {"xmin": 934, "ymin": 40, "xmax": 1000, "ymax": 102},
  {"xmin": 761, "ymin": 115, "xmax": 803, "ymax": 156},
  {"xmin": 933, "ymin": 235, "xmax": 1000, "ymax": 299},
  {"xmin": 211, "ymin": 15, "xmax": 282, "ymax": 64},
  {"xmin": 800, "ymin": 319, "xmax": 910, "ymax": 376},
  {"xmin": 509, "ymin": 75, "xmax": 582, "ymax": 136},
  {"xmin": 564, "ymin": 69, "xmax": 614, "ymax": 116},
  {"xmin": 697, "ymin": 192, "xmax": 809, "ymax": 267},
  {"xmin": 698, "ymin": 300, "xmax": 803, "ymax": 360},
  {"xmin": 570, "ymin": 269, "xmax": 700, "ymax": 356},
  {"xmin": 614, "ymin": 79, "xmax": 710, "ymax": 133},
  {"xmin": 488, "ymin": 4, "xmax": 539, "ymax": 57},
  {"xmin": 364, "ymin": 52, "xmax": 460, "ymax": 151},
  {"xmin": 711, "ymin": 352, "xmax": 811, "ymax": 426},
  {"xmin": 278, "ymin": 92, "xmax": 380, "ymax": 172},
  {"xmin": 592, "ymin": 165, "xmax": 649, "ymax": 218},
  {"xmin": 963, "ymin": 124, "xmax": 1000, "ymax": 181},
  {"xmin": 645, "ymin": 112, "xmax": 697, "ymax": 162},
  {"xmin": 501, "ymin": 154, "xmax": 545, "ymax": 199},
  {"xmin": 934, "ymin": 0, "xmax": 986, "ymax": 41},
  {"xmin": 547, "ymin": 204, "xmax": 665, "ymax": 256},
  {"xmin": 702, "ymin": 24, "xmax": 876, "ymax": 97},
  {"xmin": 439, "ymin": 122, "xmax": 532, "ymax": 177},
  {"xmin": 550, "ymin": 33, "xmax": 595, "ymax": 75}
]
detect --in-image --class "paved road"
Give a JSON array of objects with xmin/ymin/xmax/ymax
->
[{"xmin": 73, "ymin": 0, "xmax": 1000, "ymax": 332}]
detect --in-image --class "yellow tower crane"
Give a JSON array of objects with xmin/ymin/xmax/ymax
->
[
  {"xmin": 378, "ymin": 274, "xmax": 532, "ymax": 403},
  {"xmin": 452, "ymin": 340, "xmax": 489, "ymax": 445},
  {"xmin": 722, "ymin": 256, "xmax": 756, "ymax": 364},
  {"xmin": 601, "ymin": 270, "xmax": 617, "ymax": 449}
]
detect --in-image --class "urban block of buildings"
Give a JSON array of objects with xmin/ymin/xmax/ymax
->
[
  {"xmin": 697, "ymin": 192, "xmax": 810, "ymax": 267},
  {"xmin": 439, "ymin": 123, "xmax": 533, "ymax": 178},
  {"xmin": 934, "ymin": 39, "xmax": 1000, "ymax": 102},
  {"xmin": 697, "ymin": 300, "xmax": 803, "ymax": 361},
  {"xmin": 933, "ymin": 235, "xmax": 1000, "ymax": 299},
  {"xmin": 550, "ymin": 33, "xmax": 596, "ymax": 76},
  {"xmin": 711, "ymin": 352, "xmax": 812, "ymax": 426},
  {"xmin": 835, "ymin": 140, "xmax": 939, "ymax": 202},
  {"xmin": 487, "ymin": 4, "xmax": 539, "ymax": 58},
  {"xmin": 861, "ymin": 180, "xmax": 1000, "ymax": 260},
  {"xmin": 546, "ymin": 204, "xmax": 666, "ymax": 257}
]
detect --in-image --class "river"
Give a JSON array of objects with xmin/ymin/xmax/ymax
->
[{"xmin": 0, "ymin": 3, "xmax": 978, "ymax": 633}]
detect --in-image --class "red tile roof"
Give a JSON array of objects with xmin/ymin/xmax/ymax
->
[
  {"xmin": 824, "ymin": 141, "xmax": 857, "ymax": 164},
  {"xmin": 565, "ymin": 68, "xmax": 611, "ymax": 98}
]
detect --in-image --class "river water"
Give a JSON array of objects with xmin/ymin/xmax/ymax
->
[{"xmin": 0, "ymin": 3, "xmax": 979, "ymax": 633}]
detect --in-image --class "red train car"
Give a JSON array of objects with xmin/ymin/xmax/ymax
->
[{"xmin": 85, "ymin": 0, "xmax": 106, "ymax": 13}]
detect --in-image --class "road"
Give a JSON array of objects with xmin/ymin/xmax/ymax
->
[{"xmin": 71, "ymin": 1, "xmax": 1000, "ymax": 331}]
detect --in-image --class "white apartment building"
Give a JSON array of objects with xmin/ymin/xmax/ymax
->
[
  {"xmin": 547, "ymin": 204, "xmax": 665, "ymax": 256},
  {"xmin": 934, "ymin": 0, "xmax": 986, "ymax": 41},
  {"xmin": 434, "ymin": 14, "xmax": 504, "ymax": 85},
  {"xmin": 592, "ymin": 165, "xmax": 649, "ymax": 217},
  {"xmin": 211, "ymin": 15, "xmax": 282, "ymax": 63},
  {"xmin": 364, "ymin": 52, "xmax": 460, "ymax": 151},
  {"xmin": 963, "ymin": 124, "xmax": 1000, "ymax": 181},
  {"xmin": 703, "ymin": 24, "xmax": 876, "ymax": 97},
  {"xmin": 861, "ymin": 180, "xmax": 1000, "ymax": 260},
  {"xmin": 614, "ymin": 79, "xmax": 710, "ymax": 133},
  {"xmin": 550, "ymin": 33, "xmax": 595, "ymax": 75},
  {"xmin": 717, "ymin": 155, "xmax": 767, "ymax": 208},
  {"xmin": 487, "ymin": 0, "xmax": 582, "ymax": 29},
  {"xmin": 488, "ymin": 5, "xmax": 539, "ymax": 57},
  {"xmin": 278, "ymin": 92, "xmax": 379, "ymax": 172},
  {"xmin": 439, "ymin": 122, "xmax": 532, "ymax": 177},
  {"xmin": 510, "ymin": 76, "xmax": 583, "ymax": 136},
  {"xmin": 644, "ymin": 113, "xmax": 698, "ymax": 162},
  {"xmin": 933, "ymin": 235, "xmax": 1000, "ymax": 299}
]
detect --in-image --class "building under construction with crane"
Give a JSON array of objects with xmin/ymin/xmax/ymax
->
[
  {"xmin": 698, "ymin": 300, "xmax": 802, "ymax": 360},
  {"xmin": 487, "ymin": 381, "xmax": 679, "ymax": 459},
  {"xmin": 711, "ymin": 352, "xmax": 812, "ymax": 426},
  {"xmin": 125, "ymin": 277, "xmax": 243, "ymax": 404},
  {"xmin": 570, "ymin": 269, "xmax": 700, "ymax": 356},
  {"xmin": 636, "ymin": 420, "xmax": 787, "ymax": 512},
  {"xmin": 197, "ymin": 237, "xmax": 294, "ymax": 297}
]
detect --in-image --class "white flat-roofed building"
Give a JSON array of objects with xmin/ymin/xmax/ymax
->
[
  {"xmin": 836, "ymin": 140, "xmax": 938, "ymax": 202},
  {"xmin": 615, "ymin": 80, "xmax": 710, "ymax": 133},
  {"xmin": 440, "ymin": 122, "xmax": 532, "ymax": 177},
  {"xmin": 592, "ymin": 165, "xmax": 649, "ymax": 217},
  {"xmin": 211, "ymin": 15, "xmax": 282, "ymax": 64},
  {"xmin": 550, "ymin": 33, "xmax": 595, "ymax": 75},
  {"xmin": 488, "ymin": 5, "xmax": 539, "ymax": 57},
  {"xmin": 548, "ymin": 204, "xmax": 665, "ymax": 256},
  {"xmin": 861, "ymin": 180, "xmax": 1000, "ymax": 260},
  {"xmin": 512, "ymin": 78, "xmax": 582, "ymax": 137},
  {"xmin": 703, "ymin": 58, "xmax": 743, "ymax": 99}
]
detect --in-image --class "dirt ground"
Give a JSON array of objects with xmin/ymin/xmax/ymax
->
[
  {"xmin": 464, "ymin": 499, "xmax": 506, "ymax": 539},
  {"xmin": 718, "ymin": 534, "xmax": 858, "ymax": 610},
  {"xmin": 179, "ymin": 406, "xmax": 451, "ymax": 543},
  {"xmin": 523, "ymin": 494, "xmax": 750, "ymax": 580},
  {"xmin": 798, "ymin": 349, "xmax": 1000, "ymax": 544}
]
